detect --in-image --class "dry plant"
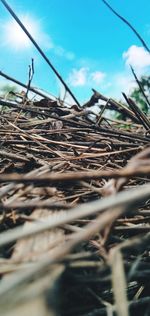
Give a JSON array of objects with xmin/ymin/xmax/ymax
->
[{"xmin": 0, "ymin": 85, "xmax": 150, "ymax": 316}]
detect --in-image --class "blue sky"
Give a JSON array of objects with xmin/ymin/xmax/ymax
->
[{"xmin": 0, "ymin": 0, "xmax": 150, "ymax": 104}]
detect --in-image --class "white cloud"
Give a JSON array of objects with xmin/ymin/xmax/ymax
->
[
  {"xmin": 123, "ymin": 45, "xmax": 150, "ymax": 70},
  {"xmin": 90, "ymin": 71, "xmax": 106, "ymax": 84},
  {"xmin": 104, "ymin": 72, "xmax": 138, "ymax": 100},
  {"xmin": 68, "ymin": 67, "xmax": 106, "ymax": 87},
  {"xmin": 115, "ymin": 73, "xmax": 136, "ymax": 94},
  {"xmin": 53, "ymin": 45, "xmax": 75, "ymax": 60},
  {"xmin": 68, "ymin": 67, "xmax": 88, "ymax": 86}
]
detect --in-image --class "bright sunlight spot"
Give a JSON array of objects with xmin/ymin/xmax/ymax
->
[{"xmin": 3, "ymin": 15, "xmax": 38, "ymax": 50}]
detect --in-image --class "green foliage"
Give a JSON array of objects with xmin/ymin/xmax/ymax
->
[
  {"xmin": 130, "ymin": 75, "xmax": 150, "ymax": 114},
  {"xmin": 0, "ymin": 84, "xmax": 19, "ymax": 100}
]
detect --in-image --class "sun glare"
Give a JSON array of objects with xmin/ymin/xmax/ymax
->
[{"xmin": 3, "ymin": 15, "xmax": 38, "ymax": 50}]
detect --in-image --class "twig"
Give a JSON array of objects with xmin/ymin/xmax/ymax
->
[
  {"xmin": 110, "ymin": 250, "xmax": 129, "ymax": 316},
  {"xmin": 25, "ymin": 58, "xmax": 35, "ymax": 99},
  {"xmin": 130, "ymin": 65, "xmax": 150, "ymax": 108},
  {"xmin": 0, "ymin": 70, "xmax": 54, "ymax": 100},
  {"xmin": 0, "ymin": 163, "xmax": 150, "ymax": 184},
  {"xmin": 0, "ymin": 183, "xmax": 150, "ymax": 248},
  {"xmin": 101, "ymin": 0, "xmax": 150, "ymax": 53},
  {"xmin": 122, "ymin": 93, "xmax": 150, "ymax": 130}
]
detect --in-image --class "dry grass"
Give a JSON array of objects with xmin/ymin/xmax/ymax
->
[{"xmin": 0, "ymin": 93, "xmax": 150, "ymax": 316}]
